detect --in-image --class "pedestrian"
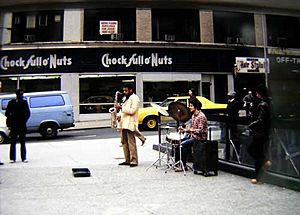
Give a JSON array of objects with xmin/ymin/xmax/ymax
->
[
  {"xmin": 248, "ymin": 84, "xmax": 271, "ymax": 184},
  {"xmin": 188, "ymin": 88, "xmax": 197, "ymax": 105},
  {"xmin": 225, "ymin": 90, "xmax": 240, "ymax": 161},
  {"xmin": 5, "ymin": 89, "xmax": 31, "ymax": 163},
  {"xmin": 175, "ymin": 99, "xmax": 208, "ymax": 172},
  {"xmin": 243, "ymin": 91, "xmax": 254, "ymax": 117},
  {"xmin": 115, "ymin": 83, "xmax": 140, "ymax": 167}
]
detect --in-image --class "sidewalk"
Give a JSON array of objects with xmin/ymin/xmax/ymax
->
[{"xmin": 1, "ymin": 134, "xmax": 300, "ymax": 215}]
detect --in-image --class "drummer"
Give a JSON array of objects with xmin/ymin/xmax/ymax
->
[{"xmin": 175, "ymin": 99, "xmax": 208, "ymax": 172}]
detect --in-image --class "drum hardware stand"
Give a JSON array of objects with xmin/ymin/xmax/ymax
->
[{"xmin": 147, "ymin": 110, "xmax": 173, "ymax": 171}]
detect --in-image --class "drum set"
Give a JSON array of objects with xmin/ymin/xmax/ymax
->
[{"xmin": 147, "ymin": 101, "xmax": 191, "ymax": 175}]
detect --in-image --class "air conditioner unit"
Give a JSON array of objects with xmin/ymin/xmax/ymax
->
[
  {"xmin": 225, "ymin": 37, "xmax": 232, "ymax": 44},
  {"xmin": 111, "ymin": 33, "xmax": 123, "ymax": 41},
  {"xmin": 165, "ymin": 34, "xmax": 175, "ymax": 42},
  {"xmin": 24, "ymin": 34, "xmax": 36, "ymax": 42}
]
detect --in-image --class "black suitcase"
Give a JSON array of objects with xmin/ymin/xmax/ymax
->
[{"xmin": 193, "ymin": 140, "xmax": 218, "ymax": 176}]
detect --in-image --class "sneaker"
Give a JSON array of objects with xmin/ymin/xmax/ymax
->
[
  {"xmin": 129, "ymin": 163, "xmax": 138, "ymax": 167},
  {"xmin": 10, "ymin": 160, "xmax": 16, "ymax": 163},
  {"xmin": 250, "ymin": 178, "xmax": 258, "ymax": 184},
  {"xmin": 118, "ymin": 162, "xmax": 130, "ymax": 166},
  {"xmin": 22, "ymin": 160, "xmax": 28, "ymax": 163}
]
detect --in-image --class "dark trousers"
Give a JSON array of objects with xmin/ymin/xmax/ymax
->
[
  {"xmin": 247, "ymin": 136, "xmax": 267, "ymax": 178},
  {"xmin": 175, "ymin": 138, "xmax": 195, "ymax": 167},
  {"xmin": 9, "ymin": 129, "xmax": 27, "ymax": 161}
]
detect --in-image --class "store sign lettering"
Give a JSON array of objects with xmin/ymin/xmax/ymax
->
[
  {"xmin": 276, "ymin": 56, "xmax": 300, "ymax": 64},
  {"xmin": 0, "ymin": 54, "xmax": 72, "ymax": 70},
  {"xmin": 101, "ymin": 53, "xmax": 173, "ymax": 68},
  {"xmin": 235, "ymin": 57, "xmax": 266, "ymax": 73}
]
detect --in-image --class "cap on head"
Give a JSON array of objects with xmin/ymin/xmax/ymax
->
[{"xmin": 227, "ymin": 91, "xmax": 236, "ymax": 97}]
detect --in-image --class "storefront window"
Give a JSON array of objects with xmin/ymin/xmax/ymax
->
[
  {"xmin": 79, "ymin": 75, "xmax": 135, "ymax": 114},
  {"xmin": 143, "ymin": 81, "xmax": 199, "ymax": 104},
  {"xmin": 0, "ymin": 76, "xmax": 60, "ymax": 93}
]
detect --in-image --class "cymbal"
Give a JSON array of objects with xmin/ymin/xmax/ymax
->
[
  {"xmin": 168, "ymin": 102, "xmax": 191, "ymax": 122},
  {"xmin": 150, "ymin": 102, "xmax": 169, "ymax": 116}
]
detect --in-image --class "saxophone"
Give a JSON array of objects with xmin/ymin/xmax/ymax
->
[{"xmin": 109, "ymin": 91, "xmax": 123, "ymax": 129}]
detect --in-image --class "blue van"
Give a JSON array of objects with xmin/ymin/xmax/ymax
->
[{"xmin": 0, "ymin": 91, "xmax": 74, "ymax": 143}]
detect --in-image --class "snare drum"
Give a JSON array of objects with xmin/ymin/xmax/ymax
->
[{"xmin": 166, "ymin": 132, "xmax": 181, "ymax": 145}]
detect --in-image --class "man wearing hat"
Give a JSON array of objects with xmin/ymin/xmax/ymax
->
[{"xmin": 225, "ymin": 90, "xmax": 240, "ymax": 161}]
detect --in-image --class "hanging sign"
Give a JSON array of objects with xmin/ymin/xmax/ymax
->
[{"xmin": 235, "ymin": 57, "xmax": 266, "ymax": 73}]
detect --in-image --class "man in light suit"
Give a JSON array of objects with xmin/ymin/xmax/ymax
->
[{"xmin": 115, "ymin": 83, "xmax": 140, "ymax": 167}]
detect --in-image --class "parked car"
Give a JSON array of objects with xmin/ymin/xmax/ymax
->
[
  {"xmin": 80, "ymin": 95, "xmax": 114, "ymax": 113},
  {"xmin": 138, "ymin": 96, "xmax": 227, "ymax": 130},
  {"xmin": 0, "ymin": 112, "xmax": 9, "ymax": 144},
  {"xmin": 0, "ymin": 91, "xmax": 75, "ymax": 143}
]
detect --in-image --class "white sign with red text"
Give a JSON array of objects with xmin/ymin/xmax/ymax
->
[{"xmin": 99, "ymin": 21, "xmax": 118, "ymax": 35}]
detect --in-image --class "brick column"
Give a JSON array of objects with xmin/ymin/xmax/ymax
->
[
  {"xmin": 254, "ymin": 14, "xmax": 264, "ymax": 46},
  {"xmin": 64, "ymin": 9, "xmax": 83, "ymax": 42},
  {"xmin": 200, "ymin": 11, "xmax": 214, "ymax": 43},
  {"xmin": 136, "ymin": 8, "xmax": 151, "ymax": 41}
]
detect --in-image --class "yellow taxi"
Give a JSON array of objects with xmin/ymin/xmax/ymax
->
[{"xmin": 138, "ymin": 96, "xmax": 227, "ymax": 130}]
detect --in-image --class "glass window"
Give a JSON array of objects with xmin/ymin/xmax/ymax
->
[
  {"xmin": 84, "ymin": 9, "xmax": 136, "ymax": 41},
  {"xmin": 143, "ymin": 81, "xmax": 199, "ymax": 104},
  {"xmin": 213, "ymin": 11, "xmax": 255, "ymax": 45},
  {"xmin": 266, "ymin": 15, "xmax": 300, "ymax": 48},
  {"xmin": 38, "ymin": 15, "xmax": 48, "ymax": 26},
  {"xmin": 11, "ymin": 11, "xmax": 64, "ymax": 43},
  {"xmin": 79, "ymin": 75, "xmax": 135, "ymax": 114},
  {"xmin": 26, "ymin": 15, "xmax": 36, "ymax": 29},
  {"xmin": 30, "ymin": 95, "xmax": 65, "ymax": 108},
  {"xmin": 0, "ymin": 76, "xmax": 61, "ymax": 94},
  {"xmin": 1, "ymin": 99, "xmax": 11, "ymax": 110},
  {"xmin": 152, "ymin": 9, "xmax": 200, "ymax": 42}
]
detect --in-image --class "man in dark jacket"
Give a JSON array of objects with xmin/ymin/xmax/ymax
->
[
  {"xmin": 5, "ymin": 89, "xmax": 31, "ymax": 163},
  {"xmin": 248, "ymin": 85, "xmax": 271, "ymax": 184},
  {"xmin": 225, "ymin": 91, "xmax": 240, "ymax": 161}
]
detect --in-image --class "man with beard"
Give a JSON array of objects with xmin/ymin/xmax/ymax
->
[{"xmin": 115, "ymin": 83, "xmax": 140, "ymax": 167}]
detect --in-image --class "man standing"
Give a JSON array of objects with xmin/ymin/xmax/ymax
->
[
  {"xmin": 248, "ymin": 85, "xmax": 271, "ymax": 184},
  {"xmin": 225, "ymin": 90, "xmax": 240, "ymax": 161},
  {"xmin": 175, "ymin": 99, "xmax": 208, "ymax": 172},
  {"xmin": 5, "ymin": 89, "xmax": 31, "ymax": 163},
  {"xmin": 116, "ymin": 83, "xmax": 140, "ymax": 167}
]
